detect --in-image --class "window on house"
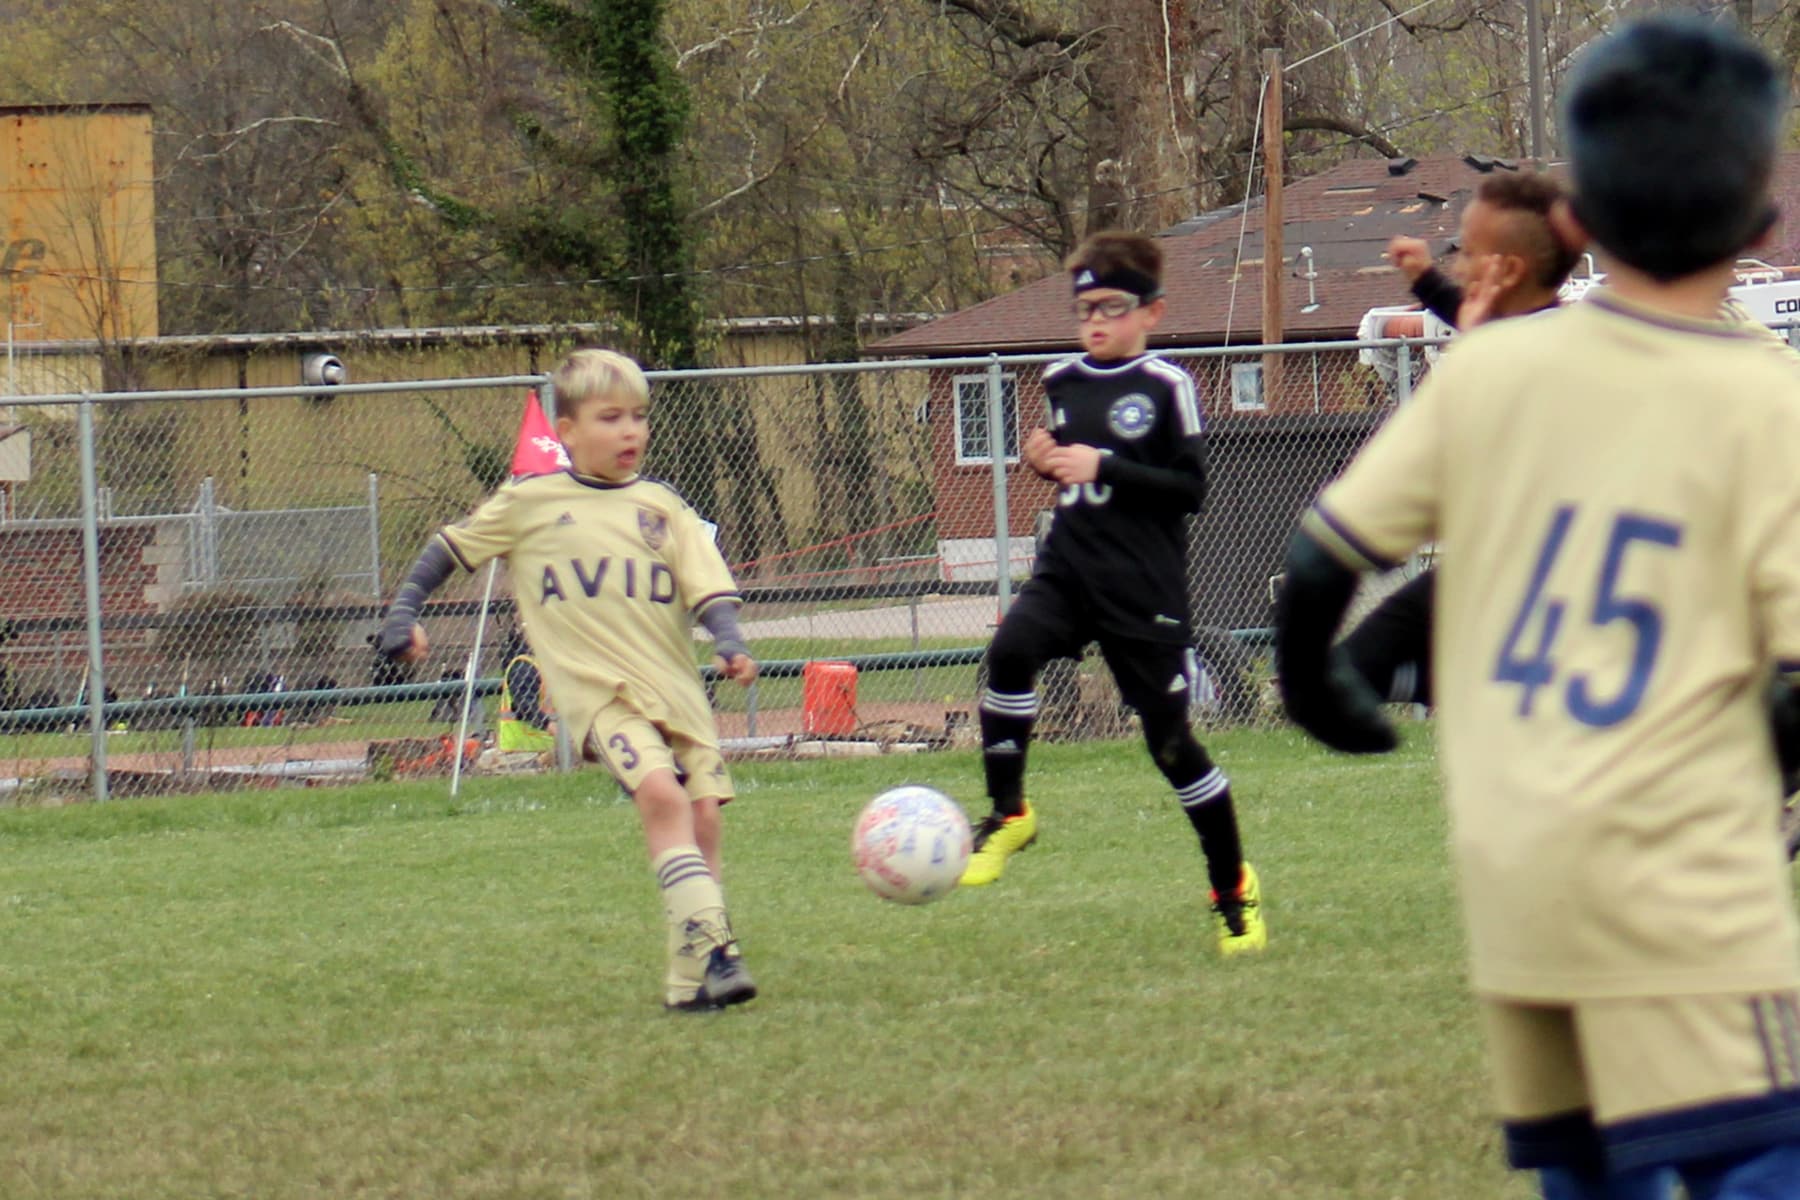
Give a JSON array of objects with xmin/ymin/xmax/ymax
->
[
  {"xmin": 1230, "ymin": 363, "xmax": 1266, "ymax": 412},
  {"xmin": 953, "ymin": 374, "xmax": 1020, "ymax": 464}
]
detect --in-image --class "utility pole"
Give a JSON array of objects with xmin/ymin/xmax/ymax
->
[
  {"xmin": 1260, "ymin": 47, "xmax": 1284, "ymax": 410},
  {"xmin": 1525, "ymin": 0, "xmax": 1547, "ymax": 162}
]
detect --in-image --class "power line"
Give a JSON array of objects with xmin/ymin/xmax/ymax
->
[{"xmin": 1287, "ymin": 0, "xmax": 1457, "ymax": 70}]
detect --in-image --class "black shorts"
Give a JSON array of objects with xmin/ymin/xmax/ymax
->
[
  {"xmin": 991, "ymin": 578, "xmax": 1198, "ymax": 717},
  {"xmin": 1339, "ymin": 570, "xmax": 1434, "ymax": 706}
]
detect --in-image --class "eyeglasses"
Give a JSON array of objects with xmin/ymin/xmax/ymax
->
[{"xmin": 1072, "ymin": 295, "xmax": 1143, "ymax": 322}]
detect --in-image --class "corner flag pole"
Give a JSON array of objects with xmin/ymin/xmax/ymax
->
[
  {"xmin": 447, "ymin": 385, "xmax": 565, "ymax": 799},
  {"xmin": 448, "ymin": 560, "xmax": 497, "ymax": 798}
]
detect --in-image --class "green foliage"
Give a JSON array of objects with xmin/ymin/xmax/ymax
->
[
  {"xmin": 420, "ymin": 395, "xmax": 509, "ymax": 492},
  {"xmin": 499, "ymin": 0, "xmax": 700, "ymax": 369},
  {"xmin": 0, "ymin": 729, "xmax": 1545, "ymax": 1198}
]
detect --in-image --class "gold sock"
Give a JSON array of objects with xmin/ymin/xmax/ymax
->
[{"xmin": 653, "ymin": 846, "xmax": 730, "ymax": 1002}]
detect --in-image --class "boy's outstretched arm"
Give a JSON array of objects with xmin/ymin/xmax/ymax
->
[
  {"xmin": 1273, "ymin": 529, "xmax": 1398, "ymax": 754},
  {"xmin": 376, "ymin": 540, "xmax": 458, "ymax": 662},
  {"xmin": 1409, "ymin": 267, "xmax": 1466, "ymax": 330}
]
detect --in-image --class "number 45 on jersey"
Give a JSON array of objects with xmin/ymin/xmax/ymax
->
[{"xmin": 1493, "ymin": 504, "xmax": 1682, "ymax": 729}]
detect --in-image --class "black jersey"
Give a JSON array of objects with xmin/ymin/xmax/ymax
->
[{"xmin": 1033, "ymin": 353, "xmax": 1207, "ymax": 643}]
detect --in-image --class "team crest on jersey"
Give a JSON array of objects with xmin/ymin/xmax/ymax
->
[
  {"xmin": 1107, "ymin": 394, "xmax": 1155, "ymax": 439},
  {"xmin": 637, "ymin": 508, "xmax": 669, "ymax": 551}
]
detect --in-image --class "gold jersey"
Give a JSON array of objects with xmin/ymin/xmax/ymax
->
[
  {"xmin": 1305, "ymin": 289, "xmax": 1800, "ymax": 1000},
  {"xmin": 439, "ymin": 471, "xmax": 740, "ymax": 750}
]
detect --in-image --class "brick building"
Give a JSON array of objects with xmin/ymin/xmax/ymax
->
[{"xmin": 870, "ymin": 152, "xmax": 1800, "ymax": 624}]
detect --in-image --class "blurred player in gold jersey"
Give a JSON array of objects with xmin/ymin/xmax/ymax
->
[
  {"xmin": 1276, "ymin": 16, "xmax": 1800, "ymax": 1199},
  {"xmin": 378, "ymin": 349, "xmax": 760, "ymax": 1013}
]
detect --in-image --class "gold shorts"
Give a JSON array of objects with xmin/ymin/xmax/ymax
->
[
  {"xmin": 581, "ymin": 697, "xmax": 734, "ymax": 802},
  {"xmin": 1482, "ymin": 992, "xmax": 1800, "ymax": 1172}
]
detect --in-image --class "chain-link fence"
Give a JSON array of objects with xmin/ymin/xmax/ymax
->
[{"xmin": 0, "ymin": 336, "xmax": 1438, "ymax": 801}]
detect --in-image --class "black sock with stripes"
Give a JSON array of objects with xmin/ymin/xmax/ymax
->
[
  {"xmin": 979, "ymin": 686, "xmax": 1037, "ymax": 819},
  {"xmin": 1177, "ymin": 768, "xmax": 1245, "ymax": 898}
]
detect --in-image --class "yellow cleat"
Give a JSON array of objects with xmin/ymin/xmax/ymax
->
[
  {"xmin": 959, "ymin": 802, "xmax": 1038, "ymax": 887},
  {"xmin": 1212, "ymin": 862, "xmax": 1268, "ymax": 956}
]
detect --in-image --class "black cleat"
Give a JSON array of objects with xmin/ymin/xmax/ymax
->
[{"xmin": 666, "ymin": 945, "xmax": 758, "ymax": 1012}]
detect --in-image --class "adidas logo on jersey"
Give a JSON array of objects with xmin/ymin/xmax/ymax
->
[
  {"xmin": 1154, "ymin": 614, "xmax": 1180, "ymax": 626},
  {"xmin": 1167, "ymin": 674, "xmax": 1189, "ymax": 694},
  {"xmin": 556, "ymin": 512, "xmax": 576, "ymax": 525}
]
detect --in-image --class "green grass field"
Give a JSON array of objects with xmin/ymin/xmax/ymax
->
[
  {"xmin": 1, "ymin": 727, "xmax": 1552, "ymax": 1198},
  {"xmin": 0, "ymin": 702, "xmax": 437, "ymax": 763}
]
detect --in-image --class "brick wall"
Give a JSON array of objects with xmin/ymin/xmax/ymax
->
[{"xmin": 0, "ymin": 522, "xmax": 162, "ymax": 701}]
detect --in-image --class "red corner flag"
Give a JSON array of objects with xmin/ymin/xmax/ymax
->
[{"xmin": 509, "ymin": 390, "xmax": 570, "ymax": 479}]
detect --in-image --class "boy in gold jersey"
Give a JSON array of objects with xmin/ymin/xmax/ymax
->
[
  {"xmin": 1275, "ymin": 16, "xmax": 1800, "ymax": 1199},
  {"xmin": 377, "ymin": 348, "xmax": 760, "ymax": 1013}
]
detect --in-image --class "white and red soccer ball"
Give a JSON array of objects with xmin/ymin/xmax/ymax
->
[{"xmin": 851, "ymin": 785, "xmax": 972, "ymax": 905}]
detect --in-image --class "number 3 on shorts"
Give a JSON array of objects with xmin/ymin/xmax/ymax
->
[
  {"xmin": 607, "ymin": 732, "xmax": 639, "ymax": 770},
  {"xmin": 1492, "ymin": 504, "xmax": 1682, "ymax": 728}
]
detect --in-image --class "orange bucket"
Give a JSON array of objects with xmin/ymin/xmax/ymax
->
[{"xmin": 802, "ymin": 661, "xmax": 859, "ymax": 736}]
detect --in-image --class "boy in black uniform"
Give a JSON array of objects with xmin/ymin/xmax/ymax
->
[{"xmin": 961, "ymin": 229, "xmax": 1266, "ymax": 956}]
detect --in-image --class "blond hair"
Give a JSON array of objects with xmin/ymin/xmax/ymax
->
[{"xmin": 551, "ymin": 348, "xmax": 650, "ymax": 412}]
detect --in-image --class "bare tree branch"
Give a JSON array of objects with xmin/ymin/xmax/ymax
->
[
  {"xmin": 1370, "ymin": 0, "xmax": 1478, "ymax": 38},
  {"xmin": 1226, "ymin": 114, "xmax": 1403, "ymax": 160},
  {"xmin": 674, "ymin": 2, "xmax": 820, "ymax": 69},
  {"xmin": 170, "ymin": 116, "xmax": 343, "ymax": 165},
  {"xmin": 260, "ymin": 19, "xmax": 351, "ymax": 77},
  {"xmin": 692, "ymin": 8, "xmax": 886, "ymax": 218},
  {"xmin": 925, "ymin": 0, "xmax": 1083, "ymax": 51}
]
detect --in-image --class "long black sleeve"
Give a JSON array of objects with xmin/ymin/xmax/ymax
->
[
  {"xmin": 1409, "ymin": 267, "xmax": 1465, "ymax": 329},
  {"xmin": 1273, "ymin": 530, "xmax": 1398, "ymax": 754},
  {"xmin": 1096, "ymin": 445, "xmax": 1208, "ymax": 513},
  {"xmin": 376, "ymin": 539, "xmax": 457, "ymax": 659},
  {"xmin": 697, "ymin": 601, "xmax": 751, "ymax": 663}
]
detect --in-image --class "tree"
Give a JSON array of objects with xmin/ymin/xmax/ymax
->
[
  {"xmin": 502, "ymin": 0, "xmax": 702, "ymax": 369},
  {"xmin": 2, "ymin": 0, "xmax": 1796, "ymax": 350}
]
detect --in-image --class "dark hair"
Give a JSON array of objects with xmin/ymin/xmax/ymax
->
[
  {"xmin": 1560, "ymin": 14, "xmax": 1786, "ymax": 281},
  {"xmin": 1474, "ymin": 173, "xmax": 1581, "ymax": 290},
  {"xmin": 1065, "ymin": 230, "xmax": 1164, "ymax": 296}
]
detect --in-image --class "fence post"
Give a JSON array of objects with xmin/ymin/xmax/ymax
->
[
  {"xmin": 78, "ymin": 397, "xmax": 109, "ymax": 802},
  {"xmin": 199, "ymin": 475, "xmax": 218, "ymax": 584},
  {"xmin": 986, "ymin": 355, "xmax": 1012, "ymax": 615},
  {"xmin": 1396, "ymin": 343, "xmax": 1413, "ymax": 407},
  {"xmin": 366, "ymin": 472, "xmax": 382, "ymax": 603}
]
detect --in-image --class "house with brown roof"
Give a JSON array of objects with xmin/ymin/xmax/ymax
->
[
  {"xmin": 873, "ymin": 151, "xmax": 1800, "ymax": 629},
  {"xmin": 877, "ymin": 151, "xmax": 1800, "ymax": 358}
]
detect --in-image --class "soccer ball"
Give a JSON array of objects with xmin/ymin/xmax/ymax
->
[{"xmin": 851, "ymin": 785, "xmax": 973, "ymax": 905}]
